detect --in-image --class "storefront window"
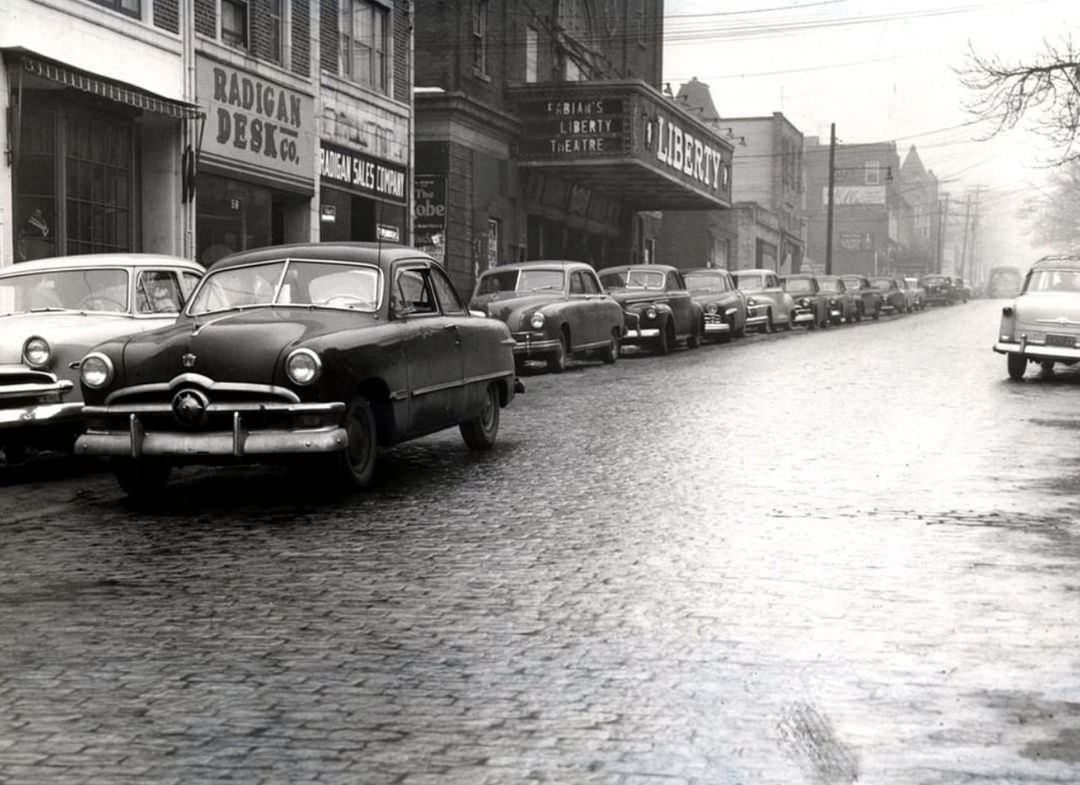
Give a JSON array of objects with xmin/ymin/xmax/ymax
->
[
  {"xmin": 196, "ymin": 175, "xmax": 273, "ymax": 266},
  {"xmin": 14, "ymin": 112, "xmax": 57, "ymax": 262},
  {"xmin": 65, "ymin": 112, "xmax": 132, "ymax": 256}
]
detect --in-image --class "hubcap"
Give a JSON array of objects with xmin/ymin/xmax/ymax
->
[{"xmin": 480, "ymin": 389, "xmax": 496, "ymax": 429}]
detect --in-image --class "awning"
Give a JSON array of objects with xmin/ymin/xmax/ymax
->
[
  {"xmin": 508, "ymin": 80, "xmax": 735, "ymax": 212},
  {"xmin": 4, "ymin": 49, "xmax": 202, "ymax": 120}
]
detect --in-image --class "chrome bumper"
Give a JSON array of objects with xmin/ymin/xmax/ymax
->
[
  {"xmin": 512, "ymin": 336, "xmax": 561, "ymax": 356},
  {"xmin": 624, "ymin": 329, "xmax": 661, "ymax": 339},
  {"xmin": 704, "ymin": 321, "xmax": 731, "ymax": 333},
  {"xmin": 792, "ymin": 312, "xmax": 815, "ymax": 323},
  {"xmin": 829, "ymin": 309, "xmax": 842, "ymax": 318},
  {"xmin": 993, "ymin": 341, "xmax": 1080, "ymax": 360},
  {"xmin": 0, "ymin": 401, "xmax": 83, "ymax": 430}
]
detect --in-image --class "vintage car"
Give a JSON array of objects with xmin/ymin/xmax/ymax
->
[
  {"xmin": 952, "ymin": 276, "xmax": 972, "ymax": 303},
  {"xmin": 869, "ymin": 276, "xmax": 908, "ymax": 314},
  {"xmin": 780, "ymin": 274, "xmax": 829, "ymax": 329},
  {"xmin": 74, "ymin": 243, "xmax": 520, "ymax": 497},
  {"xmin": 681, "ymin": 267, "xmax": 750, "ymax": 341},
  {"xmin": 469, "ymin": 261, "xmax": 623, "ymax": 373},
  {"xmin": 730, "ymin": 268, "xmax": 795, "ymax": 331},
  {"xmin": 839, "ymin": 275, "xmax": 883, "ymax": 320},
  {"xmin": 902, "ymin": 277, "xmax": 926, "ymax": 311},
  {"xmin": 0, "ymin": 253, "xmax": 203, "ymax": 463},
  {"xmin": 919, "ymin": 274, "xmax": 955, "ymax": 306},
  {"xmin": 994, "ymin": 255, "xmax": 1080, "ymax": 380},
  {"xmin": 597, "ymin": 265, "xmax": 703, "ymax": 355},
  {"xmin": 817, "ymin": 275, "xmax": 859, "ymax": 324}
]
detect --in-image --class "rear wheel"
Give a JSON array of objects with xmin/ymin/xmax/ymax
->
[
  {"xmin": 687, "ymin": 320, "xmax": 702, "ymax": 349},
  {"xmin": 113, "ymin": 458, "xmax": 172, "ymax": 501},
  {"xmin": 1007, "ymin": 353, "xmax": 1027, "ymax": 380},
  {"xmin": 460, "ymin": 383, "xmax": 500, "ymax": 450}
]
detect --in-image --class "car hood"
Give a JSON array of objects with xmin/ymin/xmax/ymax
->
[
  {"xmin": 472, "ymin": 293, "xmax": 563, "ymax": 324},
  {"xmin": 1014, "ymin": 293, "xmax": 1080, "ymax": 322},
  {"xmin": 608, "ymin": 290, "xmax": 670, "ymax": 307},
  {"xmin": 0, "ymin": 311, "xmax": 137, "ymax": 364},
  {"xmin": 116, "ymin": 307, "xmax": 375, "ymax": 387}
]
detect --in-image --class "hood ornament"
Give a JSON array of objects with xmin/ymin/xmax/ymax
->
[{"xmin": 182, "ymin": 352, "xmax": 197, "ymax": 369}]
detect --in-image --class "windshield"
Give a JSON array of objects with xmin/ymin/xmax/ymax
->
[
  {"xmin": 684, "ymin": 272, "xmax": 726, "ymax": 294},
  {"xmin": 1024, "ymin": 269, "xmax": 1080, "ymax": 293},
  {"xmin": 733, "ymin": 273, "xmax": 766, "ymax": 290},
  {"xmin": 600, "ymin": 270, "xmax": 665, "ymax": 289},
  {"xmin": 870, "ymin": 279, "xmax": 892, "ymax": 290},
  {"xmin": 189, "ymin": 260, "xmax": 381, "ymax": 315},
  {"xmin": 818, "ymin": 279, "xmax": 843, "ymax": 293},
  {"xmin": 0, "ymin": 268, "xmax": 129, "ymax": 316},
  {"xmin": 783, "ymin": 278, "xmax": 814, "ymax": 294},
  {"xmin": 841, "ymin": 278, "xmax": 863, "ymax": 291},
  {"xmin": 476, "ymin": 268, "xmax": 564, "ymax": 294}
]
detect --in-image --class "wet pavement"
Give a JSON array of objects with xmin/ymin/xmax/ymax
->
[{"xmin": 4, "ymin": 299, "xmax": 1080, "ymax": 784}]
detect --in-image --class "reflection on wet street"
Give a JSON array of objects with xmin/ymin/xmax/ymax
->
[{"xmin": 4, "ymin": 300, "xmax": 1080, "ymax": 784}]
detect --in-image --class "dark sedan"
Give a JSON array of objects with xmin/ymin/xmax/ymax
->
[
  {"xmin": 869, "ymin": 276, "xmax": 908, "ymax": 314},
  {"xmin": 919, "ymin": 274, "xmax": 955, "ymax": 306},
  {"xmin": 74, "ymin": 243, "xmax": 520, "ymax": 498},
  {"xmin": 781, "ymin": 274, "xmax": 829, "ymax": 329},
  {"xmin": 681, "ymin": 267, "xmax": 748, "ymax": 342},
  {"xmin": 839, "ymin": 275, "xmax": 883, "ymax": 320},
  {"xmin": 470, "ymin": 261, "xmax": 623, "ymax": 373},
  {"xmin": 598, "ymin": 265, "xmax": 703, "ymax": 355}
]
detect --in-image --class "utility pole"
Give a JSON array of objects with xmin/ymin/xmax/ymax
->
[
  {"xmin": 969, "ymin": 185, "xmax": 983, "ymax": 284},
  {"xmin": 959, "ymin": 190, "xmax": 973, "ymax": 280},
  {"xmin": 825, "ymin": 123, "xmax": 836, "ymax": 275},
  {"xmin": 936, "ymin": 194, "xmax": 950, "ymax": 275}
]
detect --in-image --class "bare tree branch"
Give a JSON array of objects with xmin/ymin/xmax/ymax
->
[
  {"xmin": 1019, "ymin": 161, "xmax": 1080, "ymax": 248},
  {"xmin": 957, "ymin": 37, "xmax": 1080, "ymax": 165}
]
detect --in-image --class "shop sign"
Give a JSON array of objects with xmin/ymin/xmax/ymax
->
[
  {"xmin": 840, "ymin": 232, "xmax": 874, "ymax": 251},
  {"xmin": 320, "ymin": 204, "xmax": 337, "ymax": 224},
  {"xmin": 320, "ymin": 142, "xmax": 407, "ymax": 204},
  {"xmin": 415, "ymin": 175, "xmax": 447, "ymax": 264},
  {"xmin": 377, "ymin": 224, "xmax": 400, "ymax": 242},
  {"xmin": 517, "ymin": 99, "xmax": 627, "ymax": 157},
  {"xmin": 196, "ymin": 57, "xmax": 314, "ymax": 184},
  {"xmin": 824, "ymin": 185, "xmax": 886, "ymax": 206},
  {"xmin": 644, "ymin": 109, "xmax": 728, "ymax": 194}
]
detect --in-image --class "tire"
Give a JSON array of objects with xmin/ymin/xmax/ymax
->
[
  {"xmin": 600, "ymin": 330, "xmax": 619, "ymax": 364},
  {"xmin": 113, "ymin": 458, "xmax": 171, "ymax": 500},
  {"xmin": 460, "ymin": 382, "xmax": 500, "ymax": 451},
  {"xmin": 329, "ymin": 394, "xmax": 378, "ymax": 488},
  {"xmin": 654, "ymin": 321, "xmax": 672, "ymax": 355},
  {"xmin": 855, "ymin": 306, "xmax": 863, "ymax": 323},
  {"xmin": 763, "ymin": 311, "xmax": 774, "ymax": 334},
  {"xmin": 872, "ymin": 305, "xmax": 881, "ymax": 321},
  {"xmin": 547, "ymin": 331, "xmax": 569, "ymax": 373},
  {"xmin": 1007, "ymin": 353, "xmax": 1026, "ymax": 380},
  {"xmin": 687, "ymin": 321, "xmax": 702, "ymax": 349},
  {"xmin": 783, "ymin": 311, "xmax": 793, "ymax": 331}
]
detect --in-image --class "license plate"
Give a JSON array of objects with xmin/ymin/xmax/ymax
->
[{"xmin": 1046, "ymin": 334, "xmax": 1075, "ymax": 347}]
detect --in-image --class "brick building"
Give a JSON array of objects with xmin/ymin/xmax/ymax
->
[
  {"xmin": 1, "ymin": 0, "xmax": 414, "ymax": 268},
  {"xmin": 412, "ymin": 0, "xmax": 734, "ymax": 296}
]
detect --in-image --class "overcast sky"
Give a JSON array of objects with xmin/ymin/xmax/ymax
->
[{"xmin": 662, "ymin": 0, "xmax": 1077, "ymax": 259}]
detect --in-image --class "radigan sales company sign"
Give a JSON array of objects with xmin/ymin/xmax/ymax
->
[{"xmin": 319, "ymin": 142, "xmax": 407, "ymax": 204}]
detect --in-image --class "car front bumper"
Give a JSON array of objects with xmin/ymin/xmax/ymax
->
[
  {"xmin": 703, "ymin": 318, "xmax": 731, "ymax": 334},
  {"xmin": 993, "ymin": 340, "xmax": 1080, "ymax": 360},
  {"xmin": 511, "ymin": 333, "xmax": 561, "ymax": 357},
  {"xmin": 623, "ymin": 328, "xmax": 661, "ymax": 341},
  {"xmin": 0, "ymin": 401, "xmax": 83, "ymax": 431},
  {"xmin": 792, "ymin": 311, "xmax": 816, "ymax": 324}
]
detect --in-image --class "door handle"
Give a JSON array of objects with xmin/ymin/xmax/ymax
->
[{"xmin": 445, "ymin": 324, "xmax": 462, "ymax": 345}]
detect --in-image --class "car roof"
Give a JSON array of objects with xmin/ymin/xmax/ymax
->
[
  {"xmin": 0, "ymin": 253, "xmax": 203, "ymax": 275},
  {"xmin": 209, "ymin": 242, "xmax": 434, "ymax": 271},
  {"xmin": 478, "ymin": 260, "xmax": 594, "ymax": 273},
  {"xmin": 1032, "ymin": 255, "xmax": 1080, "ymax": 270},
  {"xmin": 681, "ymin": 267, "xmax": 730, "ymax": 274},
  {"xmin": 731, "ymin": 268, "xmax": 773, "ymax": 275},
  {"xmin": 599, "ymin": 264, "xmax": 679, "ymax": 274},
  {"xmin": 781, "ymin": 273, "xmax": 814, "ymax": 279}
]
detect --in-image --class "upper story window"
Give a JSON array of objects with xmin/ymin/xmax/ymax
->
[
  {"xmin": 267, "ymin": 0, "xmax": 284, "ymax": 64},
  {"xmin": 222, "ymin": 0, "xmax": 249, "ymax": 50},
  {"xmin": 525, "ymin": 26, "xmax": 538, "ymax": 83},
  {"xmin": 865, "ymin": 160, "xmax": 882, "ymax": 185},
  {"xmin": 342, "ymin": 0, "xmax": 389, "ymax": 93},
  {"xmin": 89, "ymin": 0, "xmax": 140, "ymax": 18},
  {"xmin": 473, "ymin": 0, "xmax": 489, "ymax": 76}
]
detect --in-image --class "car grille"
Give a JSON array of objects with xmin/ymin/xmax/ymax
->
[{"xmin": 0, "ymin": 366, "xmax": 72, "ymax": 406}]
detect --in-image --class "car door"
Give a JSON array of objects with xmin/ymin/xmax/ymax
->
[
  {"xmin": 665, "ymin": 270, "xmax": 694, "ymax": 334},
  {"xmin": 567, "ymin": 270, "xmax": 593, "ymax": 349},
  {"xmin": 134, "ymin": 268, "xmax": 191, "ymax": 329},
  {"xmin": 391, "ymin": 262, "xmax": 464, "ymax": 435}
]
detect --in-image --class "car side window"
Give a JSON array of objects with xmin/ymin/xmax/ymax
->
[
  {"xmin": 429, "ymin": 265, "xmax": 465, "ymax": 315},
  {"xmin": 583, "ymin": 272, "xmax": 603, "ymax": 295},
  {"xmin": 136, "ymin": 270, "xmax": 183, "ymax": 314},
  {"xmin": 393, "ymin": 267, "xmax": 438, "ymax": 317},
  {"xmin": 667, "ymin": 271, "xmax": 684, "ymax": 291},
  {"xmin": 569, "ymin": 272, "xmax": 586, "ymax": 295}
]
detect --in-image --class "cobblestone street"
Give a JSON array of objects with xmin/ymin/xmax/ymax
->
[{"xmin": 4, "ymin": 300, "xmax": 1080, "ymax": 784}]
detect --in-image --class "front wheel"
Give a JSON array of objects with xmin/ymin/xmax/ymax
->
[
  {"xmin": 654, "ymin": 322, "xmax": 673, "ymax": 355},
  {"xmin": 783, "ymin": 312, "xmax": 793, "ymax": 331},
  {"xmin": 547, "ymin": 332, "xmax": 569, "ymax": 373},
  {"xmin": 872, "ymin": 306, "xmax": 881, "ymax": 321},
  {"xmin": 330, "ymin": 395, "xmax": 377, "ymax": 488},
  {"xmin": 687, "ymin": 321, "xmax": 702, "ymax": 349},
  {"xmin": 113, "ymin": 458, "xmax": 172, "ymax": 500},
  {"xmin": 1007, "ymin": 353, "xmax": 1027, "ymax": 381},
  {"xmin": 600, "ymin": 330, "xmax": 619, "ymax": 364},
  {"xmin": 460, "ymin": 383, "xmax": 500, "ymax": 450}
]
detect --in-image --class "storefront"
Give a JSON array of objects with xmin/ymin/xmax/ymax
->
[
  {"xmin": 318, "ymin": 142, "xmax": 407, "ymax": 244},
  {"xmin": 3, "ymin": 50, "xmax": 199, "ymax": 263},
  {"xmin": 193, "ymin": 55, "xmax": 315, "ymax": 266}
]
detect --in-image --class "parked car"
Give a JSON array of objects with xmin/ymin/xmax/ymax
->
[
  {"xmin": 74, "ymin": 243, "xmax": 520, "ymax": 498},
  {"xmin": 817, "ymin": 275, "xmax": 859, "ymax": 324},
  {"xmin": 919, "ymin": 274, "xmax": 955, "ymax": 306},
  {"xmin": 994, "ymin": 255, "xmax": 1080, "ymax": 380},
  {"xmin": 952, "ymin": 276, "xmax": 972, "ymax": 303},
  {"xmin": 0, "ymin": 253, "xmax": 203, "ymax": 463},
  {"xmin": 987, "ymin": 265, "xmax": 1023, "ymax": 298},
  {"xmin": 869, "ymin": 276, "xmax": 908, "ymax": 314},
  {"xmin": 838, "ymin": 275, "xmax": 883, "ymax": 320},
  {"xmin": 469, "ymin": 261, "xmax": 623, "ymax": 373},
  {"xmin": 730, "ymin": 268, "xmax": 795, "ymax": 331},
  {"xmin": 902, "ymin": 277, "xmax": 926, "ymax": 311},
  {"xmin": 681, "ymin": 267, "xmax": 749, "ymax": 341},
  {"xmin": 597, "ymin": 265, "xmax": 703, "ymax": 355},
  {"xmin": 781, "ymin": 274, "xmax": 829, "ymax": 329}
]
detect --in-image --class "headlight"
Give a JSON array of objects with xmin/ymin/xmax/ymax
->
[
  {"xmin": 747, "ymin": 297, "xmax": 757, "ymax": 306},
  {"xmin": 530, "ymin": 312, "xmax": 545, "ymax": 330},
  {"xmin": 830, "ymin": 298, "xmax": 838, "ymax": 306},
  {"xmin": 799, "ymin": 298, "xmax": 810, "ymax": 307},
  {"xmin": 706, "ymin": 303, "xmax": 719, "ymax": 314},
  {"xmin": 645, "ymin": 307, "xmax": 658, "ymax": 320},
  {"xmin": 286, "ymin": 348, "xmax": 322, "ymax": 386},
  {"xmin": 80, "ymin": 353, "xmax": 114, "ymax": 389},
  {"xmin": 23, "ymin": 336, "xmax": 51, "ymax": 369}
]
